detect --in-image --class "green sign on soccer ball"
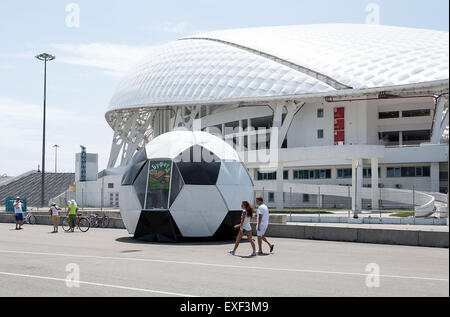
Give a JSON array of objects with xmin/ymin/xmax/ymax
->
[{"xmin": 148, "ymin": 160, "xmax": 172, "ymax": 190}]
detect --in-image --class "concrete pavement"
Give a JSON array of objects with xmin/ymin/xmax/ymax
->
[{"xmin": 0, "ymin": 223, "xmax": 448, "ymax": 297}]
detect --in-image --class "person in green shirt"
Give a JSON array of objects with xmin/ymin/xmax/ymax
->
[{"xmin": 67, "ymin": 200, "xmax": 78, "ymax": 232}]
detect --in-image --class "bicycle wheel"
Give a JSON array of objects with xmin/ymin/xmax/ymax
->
[
  {"xmin": 88, "ymin": 216, "xmax": 97, "ymax": 227},
  {"xmin": 28, "ymin": 215, "xmax": 36, "ymax": 225},
  {"xmin": 100, "ymin": 217, "xmax": 109, "ymax": 228},
  {"xmin": 78, "ymin": 218, "xmax": 90, "ymax": 232},
  {"xmin": 62, "ymin": 218, "xmax": 70, "ymax": 232}
]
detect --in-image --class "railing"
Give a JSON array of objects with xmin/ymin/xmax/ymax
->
[
  {"xmin": 49, "ymin": 188, "xmax": 76, "ymax": 208},
  {"xmin": 253, "ymin": 182, "xmax": 441, "ymax": 217}
]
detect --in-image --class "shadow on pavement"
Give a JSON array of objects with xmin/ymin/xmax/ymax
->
[
  {"xmin": 120, "ymin": 249, "xmax": 143, "ymax": 253},
  {"xmin": 115, "ymin": 236, "xmax": 236, "ymax": 246}
]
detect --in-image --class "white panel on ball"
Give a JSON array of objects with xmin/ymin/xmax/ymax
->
[
  {"xmin": 217, "ymin": 184, "xmax": 254, "ymax": 211},
  {"xmin": 146, "ymin": 132, "xmax": 194, "ymax": 160},
  {"xmin": 169, "ymin": 185, "xmax": 229, "ymax": 237},
  {"xmin": 193, "ymin": 132, "xmax": 240, "ymax": 161},
  {"xmin": 216, "ymin": 161, "xmax": 253, "ymax": 186},
  {"xmin": 119, "ymin": 185, "xmax": 142, "ymax": 235},
  {"xmin": 145, "ymin": 131, "xmax": 240, "ymax": 161}
]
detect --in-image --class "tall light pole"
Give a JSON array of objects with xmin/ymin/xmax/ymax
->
[
  {"xmin": 53, "ymin": 144, "xmax": 60, "ymax": 173},
  {"xmin": 36, "ymin": 53, "xmax": 56, "ymax": 207}
]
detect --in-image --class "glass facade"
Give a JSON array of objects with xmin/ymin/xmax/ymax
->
[
  {"xmin": 257, "ymin": 172, "xmax": 277, "ymax": 180},
  {"xmin": 337, "ymin": 168, "xmax": 352, "ymax": 179},
  {"xmin": 386, "ymin": 166, "xmax": 430, "ymax": 177},
  {"xmin": 317, "ymin": 129, "xmax": 324, "ymax": 139},
  {"xmin": 293, "ymin": 169, "xmax": 331, "ymax": 180},
  {"xmin": 317, "ymin": 108, "xmax": 324, "ymax": 118},
  {"xmin": 402, "ymin": 109, "xmax": 431, "ymax": 117},
  {"xmin": 379, "ymin": 111, "xmax": 400, "ymax": 119}
]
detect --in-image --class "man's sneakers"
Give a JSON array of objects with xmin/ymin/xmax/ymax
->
[
  {"xmin": 270, "ymin": 244, "xmax": 275, "ymax": 253},
  {"xmin": 228, "ymin": 250, "xmax": 235, "ymax": 256},
  {"xmin": 251, "ymin": 251, "xmax": 257, "ymax": 257}
]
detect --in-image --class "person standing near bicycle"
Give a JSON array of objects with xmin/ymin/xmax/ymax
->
[
  {"xmin": 49, "ymin": 202, "xmax": 61, "ymax": 233},
  {"xmin": 67, "ymin": 200, "xmax": 78, "ymax": 232},
  {"xmin": 13, "ymin": 197, "xmax": 24, "ymax": 230}
]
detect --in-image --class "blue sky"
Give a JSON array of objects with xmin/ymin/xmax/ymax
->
[{"xmin": 0, "ymin": 0, "xmax": 448, "ymax": 176}]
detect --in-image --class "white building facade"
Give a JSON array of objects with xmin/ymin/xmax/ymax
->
[{"xmin": 102, "ymin": 24, "xmax": 448, "ymax": 211}]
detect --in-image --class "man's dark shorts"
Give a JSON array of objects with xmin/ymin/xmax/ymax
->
[{"xmin": 15, "ymin": 213, "xmax": 23, "ymax": 221}]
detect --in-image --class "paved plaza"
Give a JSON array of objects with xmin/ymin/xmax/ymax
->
[{"xmin": 0, "ymin": 223, "xmax": 448, "ymax": 297}]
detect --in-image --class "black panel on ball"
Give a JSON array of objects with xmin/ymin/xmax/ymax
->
[
  {"xmin": 174, "ymin": 145, "xmax": 221, "ymax": 185},
  {"xmin": 121, "ymin": 148, "xmax": 148, "ymax": 185},
  {"xmin": 176, "ymin": 162, "xmax": 221, "ymax": 185},
  {"xmin": 121, "ymin": 160, "xmax": 147, "ymax": 186},
  {"xmin": 213, "ymin": 210, "xmax": 243, "ymax": 240},
  {"xmin": 134, "ymin": 210, "xmax": 182, "ymax": 242},
  {"xmin": 133, "ymin": 161, "xmax": 149, "ymax": 208}
]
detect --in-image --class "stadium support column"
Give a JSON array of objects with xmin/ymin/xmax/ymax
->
[
  {"xmin": 371, "ymin": 158, "xmax": 380, "ymax": 210},
  {"xmin": 271, "ymin": 101, "xmax": 305, "ymax": 148},
  {"xmin": 238, "ymin": 120, "xmax": 244, "ymax": 153},
  {"xmin": 431, "ymin": 95, "xmax": 449, "ymax": 144},
  {"xmin": 430, "ymin": 162, "xmax": 440, "ymax": 193},
  {"xmin": 275, "ymin": 163, "xmax": 284, "ymax": 210},
  {"xmin": 247, "ymin": 119, "xmax": 253, "ymax": 151},
  {"xmin": 352, "ymin": 158, "xmax": 363, "ymax": 216}
]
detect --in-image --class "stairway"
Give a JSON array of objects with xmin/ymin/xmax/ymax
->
[{"xmin": 0, "ymin": 171, "xmax": 75, "ymax": 207}]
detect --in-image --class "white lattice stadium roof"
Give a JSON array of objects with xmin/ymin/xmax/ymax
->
[{"xmin": 108, "ymin": 24, "xmax": 449, "ymax": 112}]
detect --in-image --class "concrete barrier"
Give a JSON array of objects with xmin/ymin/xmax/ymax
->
[
  {"xmin": 252, "ymin": 223, "xmax": 448, "ymax": 248},
  {"xmin": 0, "ymin": 213, "xmax": 125, "ymax": 229},
  {"xmin": 357, "ymin": 228, "xmax": 419, "ymax": 246},
  {"xmin": 305, "ymin": 225, "xmax": 358, "ymax": 242},
  {"xmin": 283, "ymin": 215, "xmax": 448, "ymax": 225},
  {"xmin": 253, "ymin": 214, "xmax": 287, "ymax": 224}
]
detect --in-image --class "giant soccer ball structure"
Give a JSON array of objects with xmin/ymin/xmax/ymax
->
[{"xmin": 120, "ymin": 131, "xmax": 254, "ymax": 242}]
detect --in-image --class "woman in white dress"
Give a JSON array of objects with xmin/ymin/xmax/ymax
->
[{"xmin": 229, "ymin": 201, "xmax": 256, "ymax": 257}]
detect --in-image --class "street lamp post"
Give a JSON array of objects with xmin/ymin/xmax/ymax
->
[
  {"xmin": 53, "ymin": 144, "xmax": 60, "ymax": 173},
  {"xmin": 36, "ymin": 53, "xmax": 56, "ymax": 208}
]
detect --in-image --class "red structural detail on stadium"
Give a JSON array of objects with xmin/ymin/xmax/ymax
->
[
  {"xmin": 334, "ymin": 118, "xmax": 344, "ymax": 130},
  {"xmin": 334, "ymin": 107, "xmax": 345, "ymax": 119},
  {"xmin": 334, "ymin": 107, "xmax": 345, "ymax": 145}
]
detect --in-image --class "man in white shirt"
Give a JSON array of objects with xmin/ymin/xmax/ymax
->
[
  {"xmin": 13, "ymin": 196, "xmax": 24, "ymax": 230},
  {"xmin": 255, "ymin": 197, "xmax": 274, "ymax": 255}
]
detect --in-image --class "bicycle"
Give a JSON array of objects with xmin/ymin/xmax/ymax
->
[
  {"xmin": 88, "ymin": 212, "xmax": 109, "ymax": 228},
  {"xmin": 62, "ymin": 213, "xmax": 90, "ymax": 232},
  {"xmin": 23, "ymin": 212, "xmax": 36, "ymax": 225}
]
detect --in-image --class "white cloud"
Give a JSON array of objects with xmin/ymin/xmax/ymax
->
[
  {"xmin": 161, "ymin": 22, "xmax": 189, "ymax": 34},
  {"xmin": 50, "ymin": 43, "xmax": 157, "ymax": 76},
  {"xmin": 0, "ymin": 97, "xmax": 112, "ymax": 176},
  {"xmin": 7, "ymin": 43, "xmax": 158, "ymax": 77}
]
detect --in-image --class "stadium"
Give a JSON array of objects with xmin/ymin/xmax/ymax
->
[{"xmin": 45, "ymin": 24, "xmax": 448, "ymax": 212}]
